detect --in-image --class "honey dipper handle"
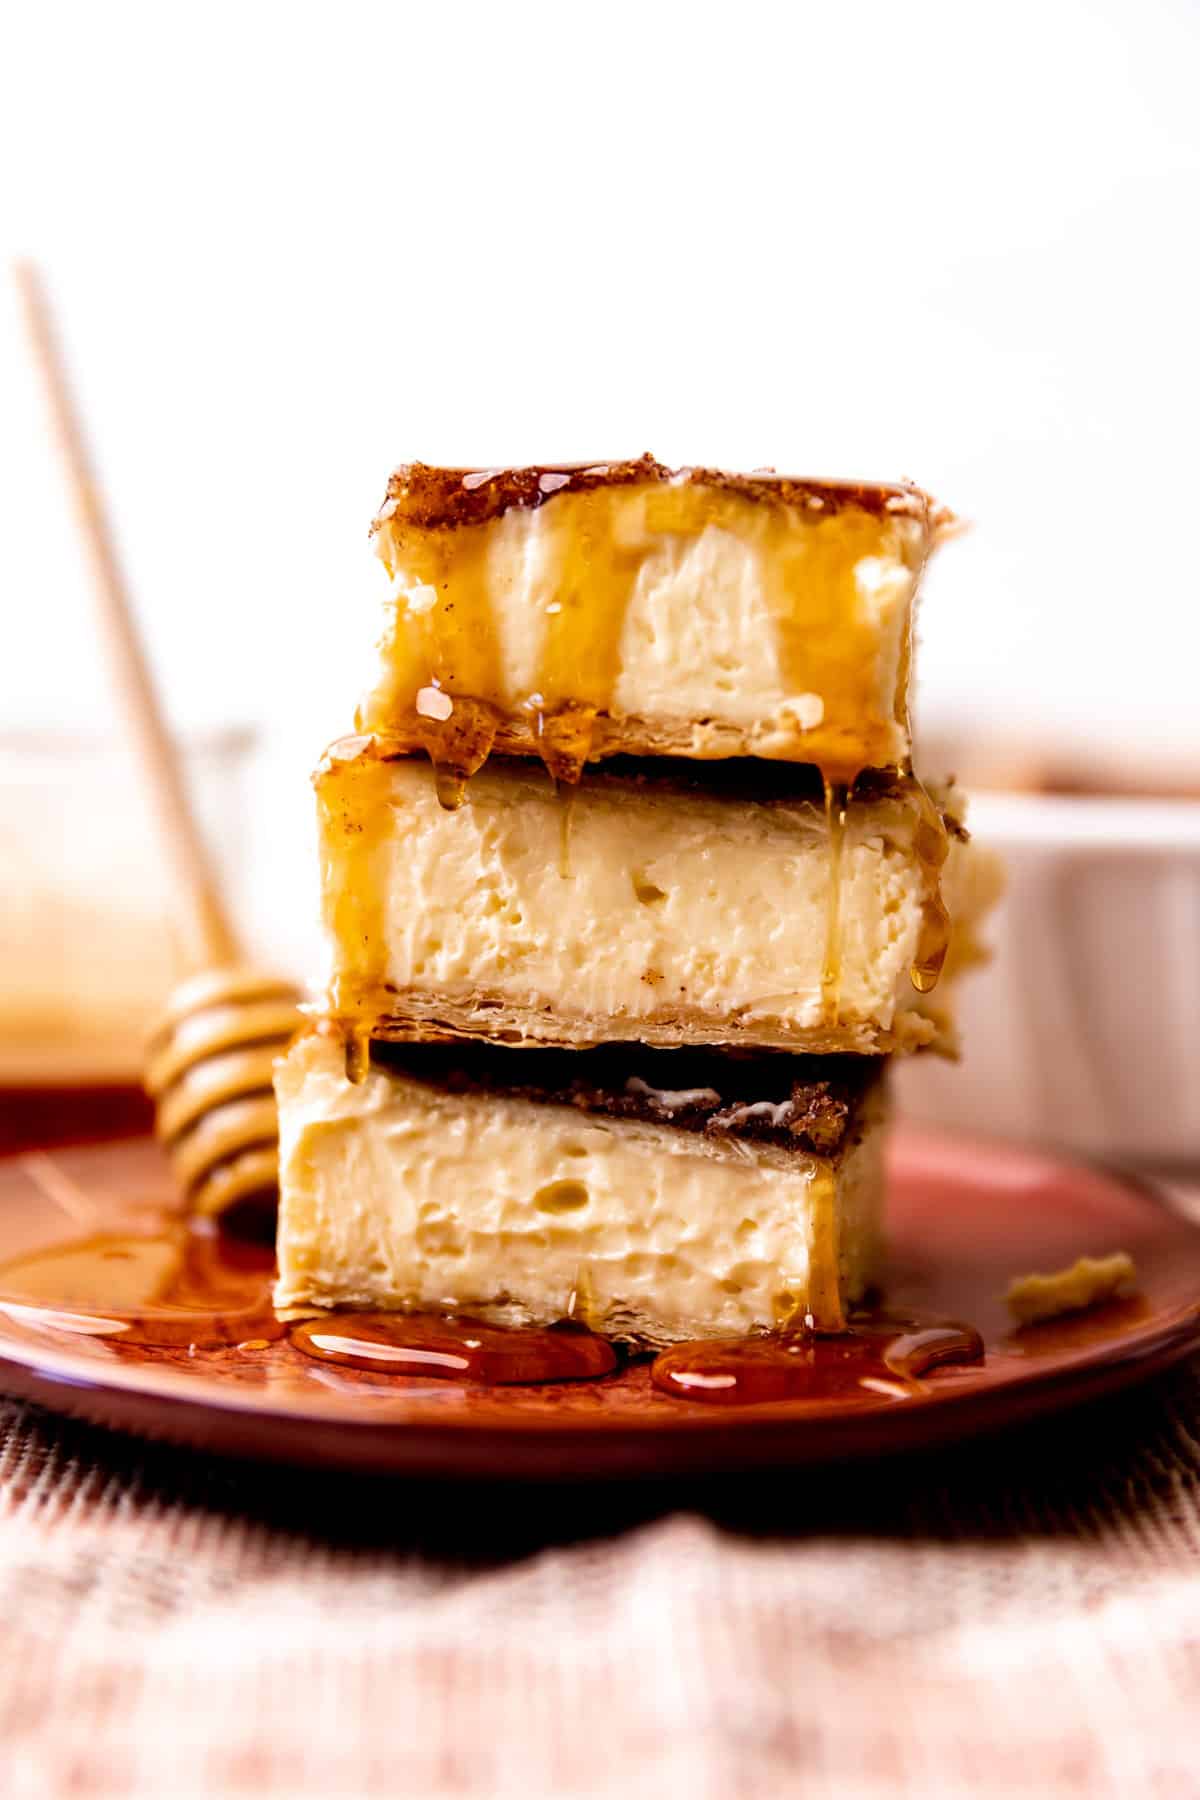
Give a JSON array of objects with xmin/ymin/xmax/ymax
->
[{"xmin": 14, "ymin": 261, "xmax": 239, "ymax": 974}]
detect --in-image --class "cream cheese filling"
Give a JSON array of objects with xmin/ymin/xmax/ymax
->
[
  {"xmin": 317, "ymin": 748, "xmax": 978, "ymax": 1054},
  {"xmin": 275, "ymin": 1030, "xmax": 886, "ymax": 1342}
]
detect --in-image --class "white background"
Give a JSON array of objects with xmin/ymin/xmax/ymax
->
[{"xmin": 3, "ymin": 0, "xmax": 1199, "ymax": 955}]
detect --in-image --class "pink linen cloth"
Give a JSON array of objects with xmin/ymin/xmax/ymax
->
[{"xmin": 1, "ymin": 1349, "xmax": 1199, "ymax": 1800}]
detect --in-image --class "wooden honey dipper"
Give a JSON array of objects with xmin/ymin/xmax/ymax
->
[{"xmin": 16, "ymin": 262, "xmax": 303, "ymax": 1228}]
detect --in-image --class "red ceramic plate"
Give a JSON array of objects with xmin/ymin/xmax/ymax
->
[{"xmin": 0, "ymin": 1129, "xmax": 1195, "ymax": 1479}]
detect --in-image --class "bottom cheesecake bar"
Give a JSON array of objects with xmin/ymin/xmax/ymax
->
[{"xmin": 274, "ymin": 1029, "xmax": 888, "ymax": 1343}]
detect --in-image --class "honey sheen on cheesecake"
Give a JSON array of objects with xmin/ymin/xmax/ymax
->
[
  {"xmin": 315, "ymin": 740, "xmax": 988, "ymax": 1056},
  {"xmin": 274, "ymin": 1029, "xmax": 887, "ymax": 1341},
  {"xmin": 362, "ymin": 458, "xmax": 951, "ymax": 786}
]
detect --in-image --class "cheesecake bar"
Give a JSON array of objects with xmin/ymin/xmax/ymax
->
[
  {"xmin": 318, "ymin": 738, "xmax": 985, "ymax": 1055},
  {"xmin": 274, "ymin": 1029, "xmax": 887, "ymax": 1340},
  {"xmin": 362, "ymin": 458, "xmax": 950, "ymax": 783}
]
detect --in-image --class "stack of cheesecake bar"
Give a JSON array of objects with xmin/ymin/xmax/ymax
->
[{"xmin": 275, "ymin": 457, "xmax": 992, "ymax": 1342}]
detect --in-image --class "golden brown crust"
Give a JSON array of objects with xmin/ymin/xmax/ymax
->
[
  {"xmin": 355, "ymin": 705, "xmax": 904, "ymax": 786},
  {"xmin": 371, "ymin": 456, "xmax": 947, "ymax": 536},
  {"xmin": 317, "ymin": 736, "xmax": 969, "ymax": 841},
  {"xmin": 357, "ymin": 993, "xmax": 940, "ymax": 1057}
]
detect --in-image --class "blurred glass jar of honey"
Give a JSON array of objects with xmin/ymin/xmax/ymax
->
[{"xmin": 0, "ymin": 727, "xmax": 255, "ymax": 1141}]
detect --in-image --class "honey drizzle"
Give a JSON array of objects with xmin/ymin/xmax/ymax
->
[
  {"xmin": 534, "ymin": 493, "xmax": 648, "ymax": 780},
  {"xmin": 802, "ymin": 1161, "xmax": 846, "ymax": 1335},
  {"xmin": 900, "ymin": 771, "xmax": 952, "ymax": 994},
  {"xmin": 375, "ymin": 525, "xmax": 502, "ymax": 804},
  {"xmin": 762, "ymin": 506, "xmax": 910, "ymax": 783},
  {"xmin": 537, "ymin": 704, "xmax": 600, "ymax": 786},
  {"xmin": 343, "ymin": 1026, "xmax": 371, "ymax": 1086},
  {"xmin": 377, "ymin": 494, "xmax": 646, "ymax": 790},
  {"xmin": 433, "ymin": 767, "xmax": 468, "ymax": 811},
  {"xmin": 373, "ymin": 483, "xmax": 927, "ymax": 788},
  {"xmin": 318, "ymin": 739, "xmax": 397, "ymax": 1038},
  {"xmin": 412, "ymin": 529, "xmax": 504, "ymax": 715},
  {"xmin": 896, "ymin": 545, "xmax": 951, "ymax": 997},
  {"xmin": 566, "ymin": 1263, "xmax": 598, "ymax": 1329},
  {"xmin": 557, "ymin": 784, "xmax": 576, "ymax": 879},
  {"xmin": 819, "ymin": 777, "xmax": 849, "ymax": 1028}
]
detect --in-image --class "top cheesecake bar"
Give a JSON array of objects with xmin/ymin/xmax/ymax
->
[{"xmin": 361, "ymin": 457, "xmax": 952, "ymax": 783}]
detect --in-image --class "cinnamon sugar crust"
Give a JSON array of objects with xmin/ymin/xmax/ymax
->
[{"xmin": 372, "ymin": 455, "xmax": 950, "ymax": 537}]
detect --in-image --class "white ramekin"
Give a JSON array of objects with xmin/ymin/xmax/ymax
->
[{"xmin": 896, "ymin": 792, "xmax": 1200, "ymax": 1168}]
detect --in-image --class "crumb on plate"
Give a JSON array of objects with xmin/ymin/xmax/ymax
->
[{"xmin": 1005, "ymin": 1252, "xmax": 1137, "ymax": 1328}]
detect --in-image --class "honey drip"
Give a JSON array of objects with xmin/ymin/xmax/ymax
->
[
  {"xmin": 819, "ymin": 778, "xmax": 849, "ymax": 1028},
  {"xmin": 900, "ymin": 771, "xmax": 951, "ymax": 995},
  {"xmin": 557, "ymin": 784, "xmax": 576, "ymax": 879},
  {"xmin": 343, "ymin": 1025, "xmax": 371, "ymax": 1086},
  {"xmin": 802, "ymin": 1162, "xmax": 846, "ymax": 1335},
  {"xmin": 419, "ymin": 696, "xmax": 500, "ymax": 805},
  {"xmin": 290, "ymin": 1312, "xmax": 616, "ymax": 1383},
  {"xmin": 566, "ymin": 1263, "xmax": 599, "ymax": 1330},
  {"xmin": 537, "ymin": 703, "xmax": 600, "ymax": 785},
  {"xmin": 433, "ymin": 766, "xmax": 468, "ymax": 812},
  {"xmin": 651, "ymin": 1313, "xmax": 983, "ymax": 1406},
  {"xmin": 319, "ymin": 739, "xmax": 396, "ymax": 1037}
]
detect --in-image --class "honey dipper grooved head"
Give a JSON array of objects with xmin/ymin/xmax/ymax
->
[{"xmin": 145, "ymin": 967, "xmax": 304, "ymax": 1229}]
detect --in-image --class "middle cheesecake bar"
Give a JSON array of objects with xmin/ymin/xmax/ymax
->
[{"xmin": 317, "ymin": 738, "xmax": 975, "ymax": 1057}]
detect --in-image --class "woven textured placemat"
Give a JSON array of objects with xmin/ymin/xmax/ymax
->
[{"xmin": 1, "ymin": 1350, "xmax": 1199, "ymax": 1800}]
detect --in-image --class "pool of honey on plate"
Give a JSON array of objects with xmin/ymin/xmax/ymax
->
[
  {"xmin": 649, "ymin": 1315, "xmax": 984, "ymax": 1406},
  {"xmin": 0, "ymin": 1207, "xmax": 284, "ymax": 1352},
  {"xmin": 289, "ymin": 1313, "xmax": 619, "ymax": 1384},
  {"xmin": 0, "ymin": 1196, "xmax": 984, "ymax": 1405}
]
